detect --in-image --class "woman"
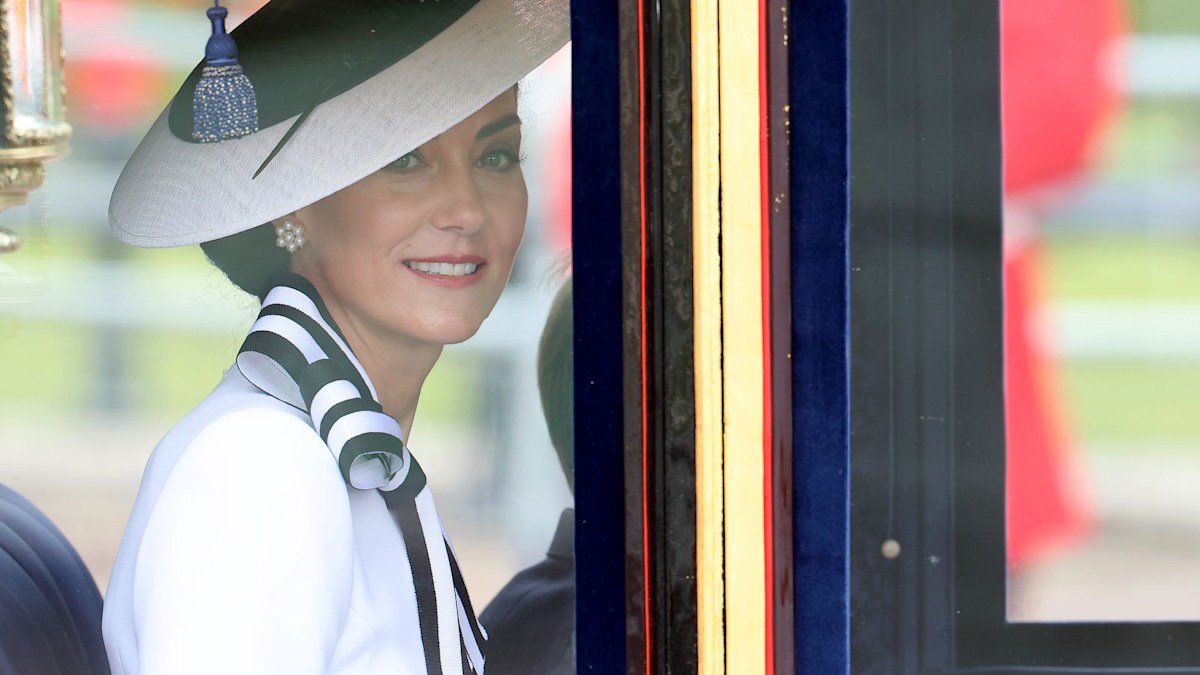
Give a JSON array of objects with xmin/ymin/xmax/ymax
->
[{"xmin": 100, "ymin": 1, "xmax": 568, "ymax": 673}]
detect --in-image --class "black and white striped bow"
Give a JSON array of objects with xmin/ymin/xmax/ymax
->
[{"xmin": 236, "ymin": 274, "xmax": 487, "ymax": 675}]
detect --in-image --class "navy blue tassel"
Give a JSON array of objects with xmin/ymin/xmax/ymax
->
[{"xmin": 192, "ymin": 1, "xmax": 258, "ymax": 143}]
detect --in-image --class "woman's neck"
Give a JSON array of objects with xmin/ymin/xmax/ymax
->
[{"xmin": 322, "ymin": 302, "xmax": 442, "ymax": 439}]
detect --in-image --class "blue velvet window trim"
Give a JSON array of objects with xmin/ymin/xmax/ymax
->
[
  {"xmin": 570, "ymin": 3, "xmax": 625, "ymax": 673},
  {"xmin": 790, "ymin": 0, "xmax": 851, "ymax": 672}
]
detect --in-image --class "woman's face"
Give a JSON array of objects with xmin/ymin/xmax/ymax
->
[{"xmin": 290, "ymin": 91, "xmax": 527, "ymax": 348}]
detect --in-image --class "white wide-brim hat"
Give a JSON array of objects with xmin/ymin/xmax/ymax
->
[{"xmin": 110, "ymin": 0, "xmax": 569, "ymax": 248}]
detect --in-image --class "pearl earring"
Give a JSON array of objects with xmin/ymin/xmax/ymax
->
[{"xmin": 275, "ymin": 219, "xmax": 305, "ymax": 253}]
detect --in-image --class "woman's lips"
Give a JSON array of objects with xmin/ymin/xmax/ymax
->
[{"xmin": 401, "ymin": 256, "xmax": 486, "ymax": 288}]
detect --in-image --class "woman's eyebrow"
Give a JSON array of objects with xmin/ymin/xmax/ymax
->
[{"xmin": 476, "ymin": 114, "xmax": 522, "ymax": 140}]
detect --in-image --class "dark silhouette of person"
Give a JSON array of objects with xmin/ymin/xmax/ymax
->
[
  {"xmin": 0, "ymin": 484, "xmax": 108, "ymax": 674},
  {"xmin": 480, "ymin": 277, "xmax": 574, "ymax": 674}
]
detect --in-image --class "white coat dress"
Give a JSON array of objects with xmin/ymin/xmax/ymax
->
[{"xmin": 103, "ymin": 367, "xmax": 461, "ymax": 675}]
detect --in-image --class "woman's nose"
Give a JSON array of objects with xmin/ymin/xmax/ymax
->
[{"xmin": 429, "ymin": 167, "xmax": 486, "ymax": 234}]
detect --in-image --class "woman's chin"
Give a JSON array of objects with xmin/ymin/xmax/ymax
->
[{"xmin": 408, "ymin": 319, "xmax": 486, "ymax": 347}]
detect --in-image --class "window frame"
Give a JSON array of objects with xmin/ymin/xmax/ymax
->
[
  {"xmin": 848, "ymin": 0, "xmax": 1200, "ymax": 671},
  {"xmin": 571, "ymin": 3, "xmax": 628, "ymax": 672}
]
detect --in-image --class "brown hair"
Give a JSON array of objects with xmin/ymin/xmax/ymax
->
[
  {"xmin": 200, "ymin": 223, "xmax": 291, "ymax": 302},
  {"xmin": 537, "ymin": 277, "xmax": 573, "ymax": 491}
]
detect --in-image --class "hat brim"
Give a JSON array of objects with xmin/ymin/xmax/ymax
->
[{"xmin": 110, "ymin": 0, "xmax": 569, "ymax": 248}]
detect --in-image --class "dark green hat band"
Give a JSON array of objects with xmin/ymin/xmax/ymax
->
[{"xmin": 168, "ymin": 0, "xmax": 482, "ymax": 144}]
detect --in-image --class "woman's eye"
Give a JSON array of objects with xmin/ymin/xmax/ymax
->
[
  {"xmin": 479, "ymin": 148, "xmax": 519, "ymax": 172},
  {"xmin": 386, "ymin": 151, "xmax": 424, "ymax": 172}
]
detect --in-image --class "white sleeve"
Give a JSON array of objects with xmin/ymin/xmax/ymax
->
[{"xmin": 131, "ymin": 407, "xmax": 354, "ymax": 675}]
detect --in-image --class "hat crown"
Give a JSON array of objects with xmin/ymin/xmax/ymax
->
[{"xmin": 205, "ymin": 2, "xmax": 238, "ymax": 66}]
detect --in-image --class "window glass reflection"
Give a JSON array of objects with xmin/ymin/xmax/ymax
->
[
  {"xmin": 1005, "ymin": 0, "xmax": 1200, "ymax": 622},
  {"xmin": 0, "ymin": 1, "xmax": 572, "ymax": 659}
]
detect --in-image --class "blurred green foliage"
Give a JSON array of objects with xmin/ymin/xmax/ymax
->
[
  {"xmin": 1046, "ymin": 234, "xmax": 1200, "ymax": 449},
  {"xmin": 1131, "ymin": 0, "xmax": 1200, "ymax": 33},
  {"xmin": 0, "ymin": 237, "xmax": 481, "ymax": 425},
  {"xmin": 1063, "ymin": 359, "xmax": 1200, "ymax": 444},
  {"xmin": 1096, "ymin": 100, "xmax": 1200, "ymax": 178},
  {"xmin": 1046, "ymin": 235, "xmax": 1200, "ymax": 301}
]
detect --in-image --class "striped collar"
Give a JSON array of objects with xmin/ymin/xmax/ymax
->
[
  {"xmin": 235, "ymin": 273, "xmax": 486, "ymax": 674},
  {"xmin": 236, "ymin": 274, "xmax": 414, "ymax": 493}
]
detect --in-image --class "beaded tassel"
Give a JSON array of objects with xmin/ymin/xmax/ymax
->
[{"xmin": 192, "ymin": 1, "xmax": 258, "ymax": 143}]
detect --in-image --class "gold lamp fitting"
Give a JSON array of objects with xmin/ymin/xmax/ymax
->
[{"xmin": 0, "ymin": 0, "xmax": 71, "ymax": 254}]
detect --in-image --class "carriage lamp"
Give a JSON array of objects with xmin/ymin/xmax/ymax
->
[{"xmin": 0, "ymin": 0, "xmax": 69, "ymax": 254}]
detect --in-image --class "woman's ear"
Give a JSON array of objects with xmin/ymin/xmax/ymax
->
[
  {"xmin": 289, "ymin": 206, "xmax": 317, "ymax": 230},
  {"xmin": 270, "ymin": 212, "xmax": 303, "ymax": 229}
]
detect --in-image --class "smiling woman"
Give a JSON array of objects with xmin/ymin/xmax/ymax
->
[
  {"xmin": 96, "ymin": 2, "xmax": 569, "ymax": 675},
  {"xmin": 290, "ymin": 93, "xmax": 528, "ymax": 358},
  {"xmin": 280, "ymin": 93, "xmax": 529, "ymax": 435}
]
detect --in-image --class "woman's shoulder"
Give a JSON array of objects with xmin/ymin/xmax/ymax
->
[
  {"xmin": 145, "ymin": 395, "xmax": 350, "ymax": 533},
  {"xmin": 134, "ymin": 368, "xmax": 345, "ymax": 520},
  {"xmin": 166, "ymin": 398, "xmax": 335, "ymax": 487},
  {"xmin": 139, "ymin": 398, "xmax": 351, "ymax": 541},
  {"xmin": 104, "ymin": 373, "xmax": 356, "ymax": 675},
  {"xmin": 165, "ymin": 366, "xmax": 309, "ymax": 443}
]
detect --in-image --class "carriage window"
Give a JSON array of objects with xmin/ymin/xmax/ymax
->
[
  {"xmin": 852, "ymin": 0, "xmax": 1200, "ymax": 668},
  {"xmin": 1003, "ymin": 0, "xmax": 1200, "ymax": 623},
  {"xmin": 0, "ymin": 4, "xmax": 576, "ymax": 670}
]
